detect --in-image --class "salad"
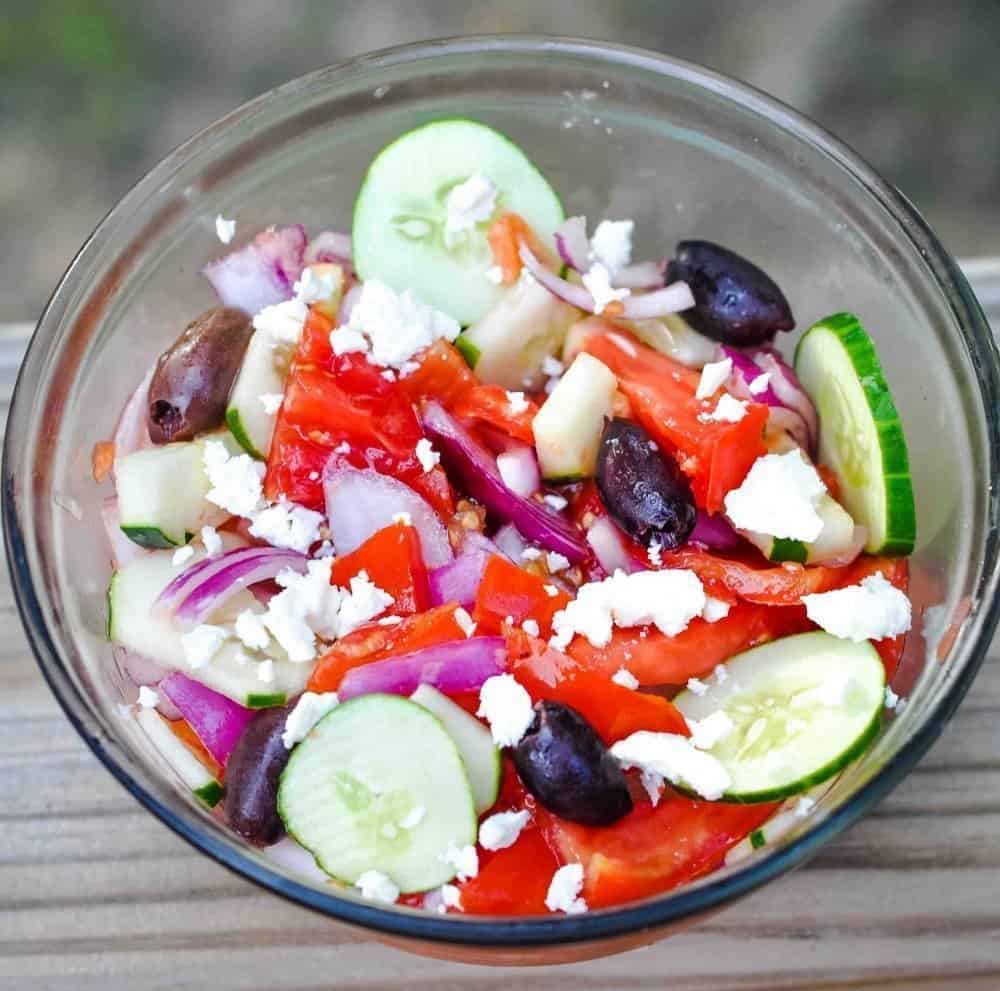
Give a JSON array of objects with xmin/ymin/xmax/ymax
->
[{"xmin": 99, "ymin": 119, "xmax": 916, "ymax": 915}]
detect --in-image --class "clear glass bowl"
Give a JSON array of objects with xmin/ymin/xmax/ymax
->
[{"xmin": 4, "ymin": 37, "xmax": 999, "ymax": 965}]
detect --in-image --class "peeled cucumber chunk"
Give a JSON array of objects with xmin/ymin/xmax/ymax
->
[
  {"xmin": 533, "ymin": 352, "xmax": 618, "ymax": 482},
  {"xmin": 352, "ymin": 119, "xmax": 565, "ymax": 325},
  {"xmin": 135, "ymin": 707, "xmax": 223, "ymax": 806},
  {"xmin": 674, "ymin": 631, "xmax": 885, "ymax": 803},
  {"xmin": 794, "ymin": 313, "xmax": 915, "ymax": 555},
  {"xmin": 278, "ymin": 694, "xmax": 477, "ymax": 892},
  {"xmin": 410, "ymin": 683, "xmax": 500, "ymax": 813},
  {"xmin": 456, "ymin": 273, "xmax": 579, "ymax": 389}
]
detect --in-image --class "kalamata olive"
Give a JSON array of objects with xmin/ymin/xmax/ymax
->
[
  {"xmin": 667, "ymin": 240, "xmax": 794, "ymax": 347},
  {"xmin": 513, "ymin": 701, "xmax": 632, "ymax": 826},
  {"xmin": 223, "ymin": 704, "xmax": 292, "ymax": 845},
  {"xmin": 147, "ymin": 306, "xmax": 253, "ymax": 443},
  {"xmin": 596, "ymin": 417, "xmax": 696, "ymax": 550}
]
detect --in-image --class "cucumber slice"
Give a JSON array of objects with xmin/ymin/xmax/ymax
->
[
  {"xmin": 626, "ymin": 314, "xmax": 719, "ymax": 369},
  {"xmin": 410, "ymin": 683, "xmax": 500, "ymax": 814},
  {"xmin": 456, "ymin": 273, "xmax": 579, "ymax": 389},
  {"xmin": 673, "ymin": 631, "xmax": 885, "ymax": 802},
  {"xmin": 794, "ymin": 313, "xmax": 915, "ymax": 554},
  {"xmin": 278, "ymin": 694, "xmax": 477, "ymax": 892},
  {"xmin": 352, "ymin": 119, "xmax": 565, "ymax": 325},
  {"xmin": 533, "ymin": 352, "xmax": 618, "ymax": 482},
  {"xmin": 135, "ymin": 707, "xmax": 223, "ymax": 806},
  {"xmin": 742, "ymin": 493, "xmax": 857, "ymax": 565},
  {"xmin": 116, "ymin": 436, "xmax": 232, "ymax": 548},
  {"xmin": 108, "ymin": 545, "xmax": 309, "ymax": 706}
]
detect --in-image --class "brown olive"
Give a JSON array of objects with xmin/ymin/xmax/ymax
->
[
  {"xmin": 596, "ymin": 417, "xmax": 696, "ymax": 550},
  {"xmin": 223, "ymin": 704, "xmax": 292, "ymax": 845},
  {"xmin": 513, "ymin": 701, "xmax": 633, "ymax": 826},
  {"xmin": 147, "ymin": 306, "xmax": 252, "ymax": 443}
]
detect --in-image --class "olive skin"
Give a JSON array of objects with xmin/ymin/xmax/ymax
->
[
  {"xmin": 596, "ymin": 418, "xmax": 696, "ymax": 550},
  {"xmin": 223, "ymin": 705, "xmax": 292, "ymax": 845},
  {"xmin": 667, "ymin": 240, "xmax": 794, "ymax": 347},
  {"xmin": 147, "ymin": 306, "xmax": 253, "ymax": 443},
  {"xmin": 513, "ymin": 701, "xmax": 633, "ymax": 827}
]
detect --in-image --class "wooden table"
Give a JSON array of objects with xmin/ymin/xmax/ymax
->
[{"xmin": 2, "ymin": 318, "xmax": 999, "ymax": 989}]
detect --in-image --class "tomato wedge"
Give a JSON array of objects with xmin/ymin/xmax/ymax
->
[
  {"xmin": 543, "ymin": 793, "xmax": 778, "ymax": 908},
  {"xmin": 307, "ymin": 604, "xmax": 465, "ymax": 693},
  {"xmin": 473, "ymin": 555, "xmax": 571, "ymax": 638},
  {"xmin": 579, "ymin": 326, "xmax": 768, "ymax": 513},
  {"xmin": 329, "ymin": 522, "xmax": 430, "ymax": 615},
  {"xmin": 450, "ymin": 384, "xmax": 539, "ymax": 445},
  {"xmin": 506, "ymin": 631, "xmax": 690, "ymax": 743},
  {"xmin": 398, "ymin": 340, "xmax": 476, "ymax": 406}
]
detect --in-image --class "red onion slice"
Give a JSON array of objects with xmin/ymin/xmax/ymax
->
[
  {"xmin": 586, "ymin": 516, "xmax": 643, "ymax": 575},
  {"xmin": 613, "ymin": 259, "xmax": 667, "ymax": 290},
  {"xmin": 690, "ymin": 510, "xmax": 742, "ymax": 551},
  {"xmin": 323, "ymin": 465, "xmax": 453, "ymax": 568},
  {"xmin": 117, "ymin": 646, "xmax": 169, "ymax": 688},
  {"xmin": 496, "ymin": 443, "xmax": 541, "ymax": 498},
  {"xmin": 304, "ymin": 230, "xmax": 352, "ymax": 266},
  {"xmin": 752, "ymin": 350, "xmax": 819, "ymax": 454},
  {"xmin": 721, "ymin": 345, "xmax": 782, "ymax": 406},
  {"xmin": 428, "ymin": 542, "xmax": 494, "ymax": 607},
  {"xmin": 493, "ymin": 523, "xmax": 528, "ymax": 562},
  {"xmin": 338, "ymin": 636, "xmax": 506, "ymax": 701},
  {"xmin": 554, "ymin": 216, "xmax": 590, "ymax": 272},
  {"xmin": 113, "ymin": 366, "xmax": 155, "ymax": 469},
  {"xmin": 422, "ymin": 401, "xmax": 588, "ymax": 563},
  {"xmin": 160, "ymin": 671, "xmax": 255, "ymax": 766}
]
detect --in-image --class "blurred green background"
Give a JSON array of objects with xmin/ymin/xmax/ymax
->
[{"xmin": 3, "ymin": 0, "xmax": 999, "ymax": 322}]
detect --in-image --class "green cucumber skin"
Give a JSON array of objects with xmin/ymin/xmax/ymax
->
[
  {"xmin": 120, "ymin": 525, "xmax": 180, "ymax": 550},
  {"xmin": 225, "ymin": 407, "xmax": 266, "ymax": 461},
  {"xmin": 454, "ymin": 334, "xmax": 481, "ymax": 368},
  {"xmin": 769, "ymin": 538, "xmax": 808, "ymax": 564},
  {"xmin": 195, "ymin": 780, "xmax": 225, "ymax": 807},
  {"xmin": 749, "ymin": 829, "xmax": 767, "ymax": 849},
  {"xmin": 795, "ymin": 311, "xmax": 915, "ymax": 556},
  {"xmin": 246, "ymin": 692, "xmax": 287, "ymax": 709}
]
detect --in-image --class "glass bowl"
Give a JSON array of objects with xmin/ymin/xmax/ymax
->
[{"xmin": 4, "ymin": 36, "xmax": 999, "ymax": 966}]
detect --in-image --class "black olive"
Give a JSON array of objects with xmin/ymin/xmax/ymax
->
[
  {"xmin": 667, "ymin": 240, "xmax": 794, "ymax": 347},
  {"xmin": 223, "ymin": 704, "xmax": 293, "ymax": 845},
  {"xmin": 147, "ymin": 306, "xmax": 253, "ymax": 444},
  {"xmin": 596, "ymin": 418, "xmax": 696, "ymax": 550},
  {"xmin": 513, "ymin": 701, "xmax": 632, "ymax": 826}
]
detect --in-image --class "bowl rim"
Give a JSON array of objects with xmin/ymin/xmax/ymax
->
[{"xmin": 5, "ymin": 33, "xmax": 1000, "ymax": 949}]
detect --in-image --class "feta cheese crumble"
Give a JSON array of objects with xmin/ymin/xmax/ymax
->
[
  {"xmin": 281, "ymin": 691, "xmax": 340, "ymax": 749},
  {"xmin": 542, "ymin": 355, "xmax": 565, "ymax": 378},
  {"xmin": 611, "ymin": 731, "xmax": 732, "ymax": 801},
  {"xmin": 589, "ymin": 219, "xmax": 634, "ymax": 276},
  {"xmin": 884, "ymin": 685, "xmax": 901, "ymax": 710},
  {"xmin": 702, "ymin": 596, "xmax": 731, "ymax": 623},
  {"xmin": 749, "ymin": 372, "xmax": 771, "ymax": 395},
  {"xmin": 477, "ymin": 674, "xmax": 535, "ymax": 748},
  {"xmin": 439, "ymin": 883, "xmax": 463, "ymax": 911},
  {"xmin": 215, "ymin": 215, "xmax": 236, "ymax": 244},
  {"xmin": 332, "ymin": 279, "xmax": 460, "ymax": 372},
  {"xmin": 453, "ymin": 607, "xmax": 477, "ymax": 639},
  {"xmin": 259, "ymin": 392, "xmax": 284, "ymax": 415},
  {"xmin": 392, "ymin": 511, "xmax": 412, "ymax": 526},
  {"xmin": 545, "ymin": 863, "xmax": 587, "ymax": 915},
  {"xmin": 414, "ymin": 438, "xmax": 440, "ymax": 474},
  {"xmin": 686, "ymin": 677, "xmax": 709, "ymax": 696},
  {"xmin": 506, "ymin": 390, "xmax": 530, "ymax": 415},
  {"xmin": 611, "ymin": 667, "xmax": 639, "ymax": 690},
  {"xmin": 202, "ymin": 440, "xmax": 265, "ymax": 518},
  {"xmin": 546, "ymin": 551, "xmax": 571, "ymax": 573},
  {"xmin": 521, "ymin": 618, "xmax": 540, "ymax": 638},
  {"xmin": 249, "ymin": 498, "xmax": 324, "ymax": 554},
  {"xmin": 234, "ymin": 609, "xmax": 270, "ymax": 651},
  {"xmin": 802, "ymin": 572, "xmax": 912, "ymax": 642},
  {"xmin": 180, "ymin": 624, "xmax": 228, "ymax": 669},
  {"xmin": 137, "ymin": 685, "xmax": 160, "ymax": 709},
  {"xmin": 441, "ymin": 843, "xmax": 479, "ymax": 881},
  {"xmin": 696, "ymin": 358, "xmax": 733, "ymax": 400},
  {"xmin": 544, "ymin": 584, "xmax": 559, "ymax": 597},
  {"xmin": 253, "ymin": 298, "xmax": 308, "ymax": 349},
  {"xmin": 686, "ymin": 710, "xmax": 735, "ymax": 750},
  {"xmin": 337, "ymin": 572, "xmax": 395, "ymax": 636},
  {"xmin": 478, "ymin": 809, "xmax": 531, "ymax": 851},
  {"xmin": 444, "ymin": 174, "xmax": 498, "ymax": 238},
  {"xmin": 707, "ymin": 393, "xmax": 748, "ymax": 423},
  {"xmin": 543, "ymin": 493, "xmax": 568, "ymax": 511},
  {"xmin": 582, "ymin": 262, "xmax": 630, "ymax": 315},
  {"xmin": 724, "ymin": 449, "xmax": 827, "ymax": 542},
  {"xmin": 356, "ymin": 870, "xmax": 399, "ymax": 904},
  {"xmin": 794, "ymin": 795, "xmax": 817, "ymax": 818},
  {"xmin": 200, "ymin": 525, "xmax": 222, "ymax": 558},
  {"xmin": 293, "ymin": 265, "xmax": 340, "ymax": 305},
  {"xmin": 647, "ymin": 540, "xmax": 663, "ymax": 567},
  {"xmin": 521, "ymin": 547, "xmax": 543, "ymax": 562},
  {"xmin": 551, "ymin": 569, "xmax": 706, "ymax": 649},
  {"xmin": 262, "ymin": 559, "xmax": 342, "ymax": 662},
  {"xmin": 172, "ymin": 545, "xmax": 195, "ymax": 566}
]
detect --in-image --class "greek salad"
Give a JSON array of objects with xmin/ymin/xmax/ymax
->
[{"xmin": 99, "ymin": 119, "xmax": 916, "ymax": 915}]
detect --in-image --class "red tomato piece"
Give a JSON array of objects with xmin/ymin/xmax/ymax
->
[
  {"xmin": 837, "ymin": 555, "xmax": 910, "ymax": 679},
  {"xmin": 329, "ymin": 523, "xmax": 431, "ymax": 615},
  {"xmin": 457, "ymin": 827, "xmax": 560, "ymax": 916},
  {"xmin": 473, "ymin": 555, "xmax": 571, "ymax": 638},
  {"xmin": 579, "ymin": 326, "xmax": 768, "ymax": 513},
  {"xmin": 307, "ymin": 604, "xmax": 465, "ymax": 693},
  {"xmin": 397, "ymin": 340, "xmax": 476, "ymax": 406},
  {"xmin": 450, "ymin": 384, "xmax": 539, "ymax": 445},
  {"xmin": 543, "ymin": 793, "xmax": 778, "ymax": 908}
]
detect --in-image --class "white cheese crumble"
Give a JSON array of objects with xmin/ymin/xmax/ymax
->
[
  {"xmin": 332, "ymin": 279, "xmax": 460, "ymax": 372},
  {"xmin": 506, "ymin": 390, "xmax": 529, "ymax": 415},
  {"xmin": 180, "ymin": 624, "xmax": 228, "ymax": 669},
  {"xmin": 749, "ymin": 372, "xmax": 771, "ymax": 395},
  {"xmin": 356, "ymin": 870, "xmax": 399, "ymax": 904},
  {"xmin": 478, "ymin": 809, "xmax": 531, "ymax": 851},
  {"xmin": 713, "ymin": 663, "xmax": 729, "ymax": 685},
  {"xmin": 521, "ymin": 547, "xmax": 543, "ymax": 562},
  {"xmin": 336, "ymin": 572, "xmax": 395, "ymax": 637},
  {"xmin": 392, "ymin": 511, "xmax": 412, "ymax": 526},
  {"xmin": 249, "ymin": 498, "xmax": 324, "ymax": 554},
  {"xmin": 647, "ymin": 540, "xmax": 663, "ymax": 568},
  {"xmin": 696, "ymin": 358, "xmax": 733, "ymax": 400},
  {"xmin": 551, "ymin": 569, "xmax": 706, "ymax": 650},
  {"xmin": 477, "ymin": 674, "xmax": 535, "ymax": 748},
  {"xmin": 686, "ymin": 677, "xmax": 709, "ymax": 696},
  {"xmin": 234, "ymin": 609, "xmax": 270, "ymax": 651},
  {"xmin": 546, "ymin": 551, "xmax": 571, "ymax": 573},
  {"xmin": 439, "ymin": 883, "xmax": 463, "ymax": 911},
  {"xmin": 542, "ymin": 355, "xmax": 565, "ymax": 378},
  {"xmin": 293, "ymin": 265, "xmax": 339, "ymax": 305},
  {"xmin": 259, "ymin": 392, "xmax": 284, "ymax": 415},
  {"xmin": 611, "ymin": 731, "xmax": 732, "ymax": 800},
  {"xmin": 399, "ymin": 806, "xmax": 426, "ymax": 830},
  {"xmin": 444, "ymin": 174, "xmax": 498, "ymax": 238},
  {"xmin": 543, "ymin": 584, "xmax": 560, "ymax": 598},
  {"xmin": 200, "ymin": 525, "xmax": 222, "ymax": 558},
  {"xmin": 794, "ymin": 795, "xmax": 817, "ymax": 818},
  {"xmin": 884, "ymin": 685, "xmax": 901, "ymax": 710},
  {"xmin": 137, "ymin": 685, "xmax": 160, "ymax": 709},
  {"xmin": 582, "ymin": 262, "xmax": 630, "ymax": 315},
  {"xmin": 253, "ymin": 298, "xmax": 308, "ymax": 349},
  {"xmin": 453, "ymin": 606, "xmax": 477, "ymax": 639},
  {"xmin": 202, "ymin": 440, "xmax": 265, "ymax": 518},
  {"xmin": 545, "ymin": 863, "xmax": 587, "ymax": 915},
  {"xmin": 262, "ymin": 559, "xmax": 342, "ymax": 662},
  {"xmin": 215, "ymin": 215, "xmax": 236, "ymax": 244},
  {"xmin": 257, "ymin": 659, "xmax": 276, "ymax": 683},
  {"xmin": 415, "ymin": 438, "xmax": 440, "ymax": 473},
  {"xmin": 172, "ymin": 545, "xmax": 195, "ymax": 566},
  {"xmin": 686, "ymin": 710, "xmax": 735, "ymax": 750},
  {"xmin": 611, "ymin": 667, "xmax": 639, "ymax": 690},
  {"xmin": 281, "ymin": 691, "xmax": 340, "ymax": 748},
  {"xmin": 589, "ymin": 219, "xmax": 634, "ymax": 276},
  {"xmin": 707, "ymin": 393, "xmax": 748, "ymax": 423},
  {"xmin": 441, "ymin": 842, "xmax": 479, "ymax": 881},
  {"xmin": 802, "ymin": 572, "xmax": 912, "ymax": 642},
  {"xmin": 724, "ymin": 449, "xmax": 827, "ymax": 542},
  {"xmin": 521, "ymin": 619, "xmax": 540, "ymax": 638},
  {"xmin": 378, "ymin": 615, "xmax": 403, "ymax": 627},
  {"xmin": 702, "ymin": 596, "xmax": 731, "ymax": 623},
  {"xmin": 543, "ymin": 493, "xmax": 568, "ymax": 511}
]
